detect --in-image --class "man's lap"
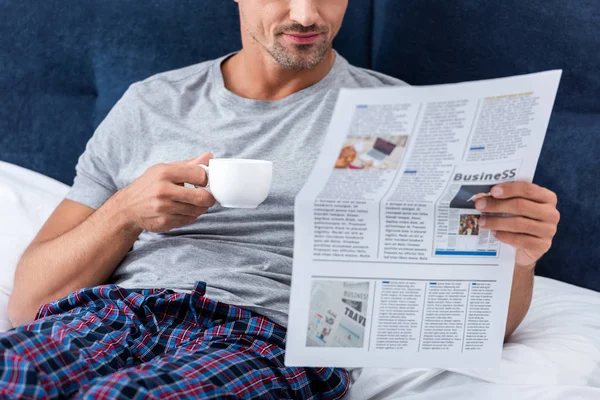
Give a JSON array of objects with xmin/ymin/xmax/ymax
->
[{"xmin": 0, "ymin": 282, "xmax": 350, "ymax": 399}]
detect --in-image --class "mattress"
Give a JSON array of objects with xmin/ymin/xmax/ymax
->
[{"xmin": 1, "ymin": 161, "xmax": 599, "ymax": 398}]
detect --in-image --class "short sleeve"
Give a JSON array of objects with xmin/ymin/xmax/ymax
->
[{"xmin": 64, "ymin": 87, "xmax": 137, "ymax": 209}]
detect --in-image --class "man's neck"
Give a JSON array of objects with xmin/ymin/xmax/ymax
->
[{"xmin": 221, "ymin": 46, "xmax": 336, "ymax": 101}]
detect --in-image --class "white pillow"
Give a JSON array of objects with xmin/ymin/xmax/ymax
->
[{"xmin": 0, "ymin": 161, "xmax": 69, "ymax": 331}]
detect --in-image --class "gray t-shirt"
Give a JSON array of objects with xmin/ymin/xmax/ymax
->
[{"xmin": 66, "ymin": 51, "xmax": 407, "ymax": 327}]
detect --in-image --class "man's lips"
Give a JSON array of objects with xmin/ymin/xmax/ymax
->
[{"xmin": 282, "ymin": 32, "xmax": 323, "ymax": 44}]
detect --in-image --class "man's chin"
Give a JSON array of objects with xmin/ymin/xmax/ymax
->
[{"xmin": 271, "ymin": 43, "xmax": 330, "ymax": 69}]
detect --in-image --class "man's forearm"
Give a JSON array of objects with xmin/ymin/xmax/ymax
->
[
  {"xmin": 9, "ymin": 192, "xmax": 142, "ymax": 326},
  {"xmin": 504, "ymin": 263, "xmax": 535, "ymax": 341}
]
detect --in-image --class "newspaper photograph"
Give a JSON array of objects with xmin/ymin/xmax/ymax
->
[
  {"xmin": 334, "ymin": 136, "xmax": 409, "ymax": 170},
  {"xmin": 286, "ymin": 70, "xmax": 562, "ymax": 369},
  {"xmin": 306, "ymin": 280, "xmax": 370, "ymax": 348}
]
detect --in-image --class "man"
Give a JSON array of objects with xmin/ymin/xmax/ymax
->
[{"xmin": 2, "ymin": 0, "xmax": 560, "ymax": 398}]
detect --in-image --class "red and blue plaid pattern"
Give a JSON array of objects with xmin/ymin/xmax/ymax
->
[{"xmin": 0, "ymin": 282, "xmax": 350, "ymax": 399}]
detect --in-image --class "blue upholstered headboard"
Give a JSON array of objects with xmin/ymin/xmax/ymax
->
[{"xmin": 1, "ymin": 1, "xmax": 598, "ymax": 290}]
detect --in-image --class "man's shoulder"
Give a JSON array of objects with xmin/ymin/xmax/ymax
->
[
  {"xmin": 126, "ymin": 56, "xmax": 223, "ymax": 97},
  {"xmin": 142, "ymin": 58, "xmax": 219, "ymax": 85},
  {"xmin": 339, "ymin": 57, "xmax": 409, "ymax": 89}
]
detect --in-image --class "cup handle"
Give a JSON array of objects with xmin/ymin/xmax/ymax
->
[{"xmin": 194, "ymin": 164, "xmax": 210, "ymax": 191}]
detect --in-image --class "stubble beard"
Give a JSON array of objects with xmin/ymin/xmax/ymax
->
[
  {"xmin": 245, "ymin": 23, "xmax": 331, "ymax": 70},
  {"xmin": 268, "ymin": 37, "xmax": 330, "ymax": 69}
]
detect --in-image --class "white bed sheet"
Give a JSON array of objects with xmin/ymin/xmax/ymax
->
[
  {"xmin": 0, "ymin": 161, "xmax": 69, "ymax": 331},
  {"xmin": 347, "ymin": 276, "xmax": 600, "ymax": 399},
  {"xmin": 375, "ymin": 383, "xmax": 600, "ymax": 400},
  {"xmin": 1, "ymin": 162, "xmax": 599, "ymax": 399}
]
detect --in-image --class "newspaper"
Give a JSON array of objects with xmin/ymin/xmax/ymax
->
[{"xmin": 285, "ymin": 70, "xmax": 562, "ymax": 369}]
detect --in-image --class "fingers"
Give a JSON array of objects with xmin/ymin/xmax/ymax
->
[
  {"xmin": 480, "ymin": 216, "xmax": 557, "ymax": 238},
  {"xmin": 168, "ymin": 186, "xmax": 216, "ymax": 208},
  {"xmin": 181, "ymin": 152, "xmax": 213, "ymax": 166},
  {"xmin": 153, "ymin": 163, "xmax": 209, "ymax": 187},
  {"xmin": 475, "ymin": 197, "xmax": 560, "ymax": 223},
  {"xmin": 149, "ymin": 193, "xmax": 210, "ymax": 216},
  {"xmin": 163, "ymin": 201, "xmax": 208, "ymax": 217},
  {"xmin": 490, "ymin": 182, "xmax": 558, "ymax": 206},
  {"xmin": 146, "ymin": 159, "xmax": 216, "ymax": 207},
  {"xmin": 478, "ymin": 181, "xmax": 559, "ymax": 266},
  {"xmin": 177, "ymin": 152, "xmax": 214, "ymax": 166},
  {"xmin": 493, "ymin": 231, "xmax": 552, "ymax": 255},
  {"xmin": 151, "ymin": 152, "xmax": 213, "ymax": 187},
  {"xmin": 472, "ymin": 193, "xmax": 488, "ymax": 201}
]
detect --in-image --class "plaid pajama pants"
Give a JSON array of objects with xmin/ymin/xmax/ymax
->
[{"xmin": 0, "ymin": 282, "xmax": 350, "ymax": 399}]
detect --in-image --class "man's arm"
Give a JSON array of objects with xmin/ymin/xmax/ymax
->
[
  {"xmin": 8, "ymin": 197, "xmax": 142, "ymax": 327},
  {"xmin": 475, "ymin": 182, "xmax": 560, "ymax": 342},
  {"xmin": 505, "ymin": 263, "xmax": 535, "ymax": 341},
  {"xmin": 8, "ymin": 155, "xmax": 215, "ymax": 327}
]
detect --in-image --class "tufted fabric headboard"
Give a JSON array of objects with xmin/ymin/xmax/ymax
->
[{"xmin": 0, "ymin": 0, "xmax": 598, "ymax": 290}]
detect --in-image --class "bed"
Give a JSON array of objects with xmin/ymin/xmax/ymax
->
[
  {"xmin": 1, "ymin": 0, "xmax": 598, "ymax": 398},
  {"xmin": 1, "ymin": 160, "xmax": 599, "ymax": 397}
]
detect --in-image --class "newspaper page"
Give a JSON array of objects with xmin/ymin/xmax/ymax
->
[{"xmin": 286, "ymin": 70, "xmax": 562, "ymax": 369}]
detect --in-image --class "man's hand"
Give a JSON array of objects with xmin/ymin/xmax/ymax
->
[
  {"xmin": 476, "ymin": 182, "xmax": 560, "ymax": 268},
  {"xmin": 115, "ymin": 152, "xmax": 216, "ymax": 233}
]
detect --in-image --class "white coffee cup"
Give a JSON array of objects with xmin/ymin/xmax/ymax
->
[{"xmin": 197, "ymin": 159, "xmax": 273, "ymax": 208}]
